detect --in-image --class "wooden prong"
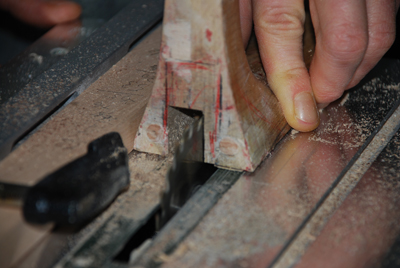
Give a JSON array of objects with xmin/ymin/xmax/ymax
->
[{"xmin": 134, "ymin": 0, "xmax": 291, "ymax": 171}]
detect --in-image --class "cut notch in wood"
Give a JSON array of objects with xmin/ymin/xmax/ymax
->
[{"xmin": 133, "ymin": 0, "xmax": 290, "ymax": 171}]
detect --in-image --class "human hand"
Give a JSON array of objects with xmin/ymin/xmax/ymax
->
[
  {"xmin": 240, "ymin": 0, "xmax": 399, "ymax": 132},
  {"xmin": 0, "ymin": 0, "xmax": 81, "ymax": 28}
]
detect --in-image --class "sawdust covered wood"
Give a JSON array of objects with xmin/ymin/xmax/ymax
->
[{"xmin": 0, "ymin": 27, "xmax": 168, "ymax": 268}]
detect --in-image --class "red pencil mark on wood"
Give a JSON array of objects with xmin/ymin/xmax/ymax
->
[
  {"xmin": 195, "ymin": 54, "xmax": 218, "ymax": 65},
  {"xmin": 237, "ymin": 86, "xmax": 280, "ymax": 131},
  {"xmin": 210, "ymin": 69, "xmax": 222, "ymax": 158},
  {"xmin": 209, "ymin": 131, "xmax": 215, "ymax": 158},
  {"xmin": 206, "ymin": 29, "xmax": 212, "ymax": 42},
  {"xmin": 174, "ymin": 61, "xmax": 210, "ymax": 71},
  {"xmin": 242, "ymin": 140, "xmax": 252, "ymax": 171},
  {"xmin": 164, "ymin": 63, "xmax": 171, "ymax": 133},
  {"xmin": 161, "ymin": 45, "xmax": 170, "ymax": 58},
  {"xmin": 189, "ymin": 85, "xmax": 212, "ymax": 108}
]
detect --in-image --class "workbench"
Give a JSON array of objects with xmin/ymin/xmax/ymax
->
[{"xmin": 1, "ymin": 1, "xmax": 400, "ymax": 268}]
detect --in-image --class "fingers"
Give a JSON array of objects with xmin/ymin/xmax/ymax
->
[
  {"xmin": 251, "ymin": 0, "xmax": 397, "ymax": 130},
  {"xmin": 253, "ymin": 0, "xmax": 319, "ymax": 132},
  {"xmin": 347, "ymin": 0, "xmax": 398, "ymax": 88},
  {"xmin": 45, "ymin": 20, "xmax": 82, "ymax": 41},
  {"xmin": 1, "ymin": 0, "xmax": 81, "ymax": 28},
  {"xmin": 309, "ymin": 0, "xmax": 369, "ymax": 106},
  {"xmin": 239, "ymin": 0, "xmax": 253, "ymax": 48}
]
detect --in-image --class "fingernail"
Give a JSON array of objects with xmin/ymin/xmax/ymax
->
[{"xmin": 294, "ymin": 92, "xmax": 319, "ymax": 124}]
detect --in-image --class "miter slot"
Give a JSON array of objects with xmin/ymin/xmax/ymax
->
[
  {"xmin": 126, "ymin": 169, "xmax": 242, "ymax": 267},
  {"xmin": 111, "ymin": 166, "xmax": 225, "ymax": 266},
  {"xmin": 113, "ymin": 207, "xmax": 160, "ymax": 263}
]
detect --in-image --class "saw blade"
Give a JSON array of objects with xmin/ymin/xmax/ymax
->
[{"xmin": 160, "ymin": 115, "xmax": 216, "ymax": 227}]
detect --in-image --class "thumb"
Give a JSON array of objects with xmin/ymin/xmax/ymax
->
[
  {"xmin": 253, "ymin": 0, "xmax": 319, "ymax": 132},
  {"xmin": 239, "ymin": 0, "xmax": 253, "ymax": 48}
]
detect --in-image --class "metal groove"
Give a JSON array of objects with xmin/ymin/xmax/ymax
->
[
  {"xmin": 56, "ymin": 205, "xmax": 160, "ymax": 268},
  {"xmin": 0, "ymin": 0, "xmax": 164, "ymax": 160},
  {"xmin": 130, "ymin": 169, "xmax": 242, "ymax": 267}
]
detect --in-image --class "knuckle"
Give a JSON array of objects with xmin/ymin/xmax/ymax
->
[
  {"xmin": 323, "ymin": 24, "xmax": 367, "ymax": 60},
  {"xmin": 369, "ymin": 27, "xmax": 396, "ymax": 54},
  {"xmin": 257, "ymin": 6, "xmax": 305, "ymax": 37},
  {"xmin": 283, "ymin": 66, "xmax": 308, "ymax": 79},
  {"xmin": 272, "ymin": 66, "xmax": 309, "ymax": 85}
]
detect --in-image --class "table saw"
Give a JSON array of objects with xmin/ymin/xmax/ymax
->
[{"xmin": 1, "ymin": 0, "xmax": 400, "ymax": 267}]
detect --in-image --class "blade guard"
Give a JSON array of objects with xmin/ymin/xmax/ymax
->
[{"xmin": 134, "ymin": 0, "xmax": 290, "ymax": 171}]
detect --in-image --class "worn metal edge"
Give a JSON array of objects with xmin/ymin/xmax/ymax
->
[
  {"xmin": 270, "ymin": 92, "xmax": 400, "ymax": 267},
  {"xmin": 0, "ymin": 0, "xmax": 164, "ymax": 160},
  {"xmin": 55, "ymin": 204, "xmax": 160, "ymax": 268},
  {"xmin": 130, "ymin": 169, "xmax": 242, "ymax": 267}
]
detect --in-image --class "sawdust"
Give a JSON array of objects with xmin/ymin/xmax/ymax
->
[
  {"xmin": 308, "ymin": 76, "xmax": 400, "ymax": 150},
  {"xmin": 290, "ymin": 129, "xmax": 300, "ymax": 139},
  {"xmin": 155, "ymin": 243, "xmax": 190, "ymax": 263},
  {"xmin": 161, "ymin": 184, "xmax": 288, "ymax": 268},
  {"xmin": 273, "ymin": 71, "xmax": 400, "ymax": 267},
  {"xmin": 157, "ymin": 62, "xmax": 400, "ymax": 268},
  {"xmin": 158, "ymin": 164, "xmax": 325, "ymax": 268},
  {"xmin": 124, "ymin": 150, "xmax": 173, "ymax": 208},
  {"xmin": 54, "ymin": 150, "xmax": 173, "ymax": 268},
  {"xmin": 292, "ymin": 131, "xmax": 400, "ymax": 268}
]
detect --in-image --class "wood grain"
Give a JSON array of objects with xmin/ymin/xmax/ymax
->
[
  {"xmin": 0, "ymin": 31, "xmax": 161, "ymax": 186},
  {"xmin": 0, "ymin": 27, "xmax": 162, "ymax": 268},
  {"xmin": 134, "ymin": 0, "xmax": 290, "ymax": 171},
  {"xmin": 0, "ymin": 7, "xmax": 316, "ymax": 266}
]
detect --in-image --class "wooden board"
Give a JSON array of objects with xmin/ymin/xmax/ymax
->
[
  {"xmin": 133, "ymin": 0, "xmax": 290, "ymax": 171},
  {"xmin": 0, "ymin": 11, "xmax": 315, "ymax": 266},
  {"xmin": 0, "ymin": 27, "xmax": 164, "ymax": 268}
]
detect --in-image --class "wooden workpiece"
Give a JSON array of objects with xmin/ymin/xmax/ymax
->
[
  {"xmin": 0, "ymin": 9, "xmax": 281, "ymax": 265},
  {"xmin": 0, "ymin": 12, "xmax": 285, "ymax": 263},
  {"xmin": 134, "ymin": 0, "xmax": 290, "ymax": 172},
  {"xmin": 1, "ymin": 0, "xmax": 400, "ymax": 266},
  {"xmin": 0, "ymin": 1, "xmax": 319, "ymax": 265}
]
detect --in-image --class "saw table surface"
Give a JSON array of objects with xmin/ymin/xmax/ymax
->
[{"xmin": 1, "ymin": 3, "xmax": 400, "ymax": 268}]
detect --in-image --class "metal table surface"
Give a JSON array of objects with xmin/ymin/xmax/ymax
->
[{"xmin": 136, "ymin": 59, "xmax": 400, "ymax": 268}]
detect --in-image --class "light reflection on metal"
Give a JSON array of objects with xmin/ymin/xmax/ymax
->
[{"xmin": 160, "ymin": 59, "xmax": 400, "ymax": 268}]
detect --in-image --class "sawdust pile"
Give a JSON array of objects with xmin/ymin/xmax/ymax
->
[{"xmin": 306, "ymin": 77, "xmax": 400, "ymax": 149}]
